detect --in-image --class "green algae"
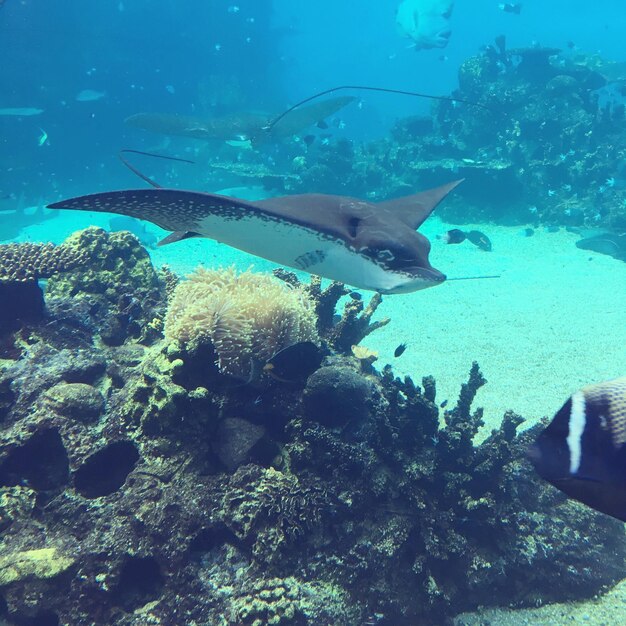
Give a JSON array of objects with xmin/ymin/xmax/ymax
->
[{"xmin": 0, "ymin": 547, "xmax": 74, "ymax": 585}]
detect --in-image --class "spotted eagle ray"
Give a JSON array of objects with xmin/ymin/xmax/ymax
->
[
  {"xmin": 48, "ymin": 181, "xmax": 461, "ymax": 294},
  {"xmin": 125, "ymin": 96, "xmax": 356, "ymax": 145}
]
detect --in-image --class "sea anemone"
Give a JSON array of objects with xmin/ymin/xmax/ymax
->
[{"xmin": 164, "ymin": 267, "xmax": 319, "ymax": 378}]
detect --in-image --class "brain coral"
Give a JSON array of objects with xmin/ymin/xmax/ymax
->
[{"xmin": 165, "ymin": 267, "xmax": 319, "ymax": 378}]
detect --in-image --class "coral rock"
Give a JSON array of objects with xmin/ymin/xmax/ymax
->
[
  {"xmin": 0, "ymin": 547, "xmax": 74, "ymax": 585},
  {"xmin": 303, "ymin": 364, "xmax": 374, "ymax": 426},
  {"xmin": 213, "ymin": 417, "xmax": 266, "ymax": 471},
  {"xmin": 42, "ymin": 382, "xmax": 105, "ymax": 422}
]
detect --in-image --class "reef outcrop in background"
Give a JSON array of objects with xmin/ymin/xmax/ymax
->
[
  {"xmin": 0, "ymin": 229, "xmax": 624, "ymax": 625},
  {"xmin": 211, "ymin": 43, "xmax": 626, "ymax": 231}
]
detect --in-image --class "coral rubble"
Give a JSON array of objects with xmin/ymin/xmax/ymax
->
[{"xmin": 0, "ymin": 230, "xmax": 624, "ymax": 625}]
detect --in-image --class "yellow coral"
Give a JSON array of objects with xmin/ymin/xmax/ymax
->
[{"xmin": 165, "ymin": 267, "xmax": 319, "ymax": 378}]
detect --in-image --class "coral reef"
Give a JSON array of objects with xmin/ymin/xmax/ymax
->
[
  {"xmin": 0, "ymin": 235, "xmax": 624, "ymax": 625},
  {"xmin": 216, "ymin": 43, "xmax": 626, "ymax": 230},
  {"xmin": 45, "ymin": 227, "xmax": 165, "ymax": 346}
]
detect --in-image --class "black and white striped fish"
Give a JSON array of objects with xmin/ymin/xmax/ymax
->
[{"xmin": 529, "ymin": 377, "xmax": 626, "ymax": 521}]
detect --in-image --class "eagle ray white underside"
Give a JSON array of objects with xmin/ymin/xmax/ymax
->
[{"xmin": 195, "ymin": 213, "xmax": 433, "ymax": 293}]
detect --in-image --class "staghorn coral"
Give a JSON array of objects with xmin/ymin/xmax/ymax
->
[
  {"xmin": 272, "ymin": 269, "xmax": 390, "ymax": 354},
  {"xmin": 165, "ymin": 267, "xmax": 319, "ymax": 378},
  {"xmin": 0, "ymin": 241, "xmax": 87, "ymax": 284}
]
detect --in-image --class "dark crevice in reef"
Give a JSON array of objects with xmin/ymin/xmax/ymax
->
[
  {"xmin": 0, "ymin": 282, "xmax": 45, "ymax": 328},
  {"xmin": 188, "ymin": 525, "xmax": 242, "ymax": 555},
  {"xmin": 112, "ymin": 556, "xmax": 164, "ymax": 611},
  {"xmin": 0, "ymin": 428, "xmax": 69, "ymax": 491},
  {"xmin": 73, "ymin": 441, "xmax": 139, "ymax": 498},
  {"xmin": 0, "ymin": 377, "xmax": 15, "ymax": 423},
  {"xmin": 9, "ymin": 611, "xmax": 60, "ymax": 626}
]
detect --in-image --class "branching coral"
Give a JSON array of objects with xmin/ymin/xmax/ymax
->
[
  {"xmin": 165, "ymin": 267, "xmax": 319, "ymax": 378},
  {"xmin": 272, "ymin": 269, "xmax": 390, "ymax": 354}
]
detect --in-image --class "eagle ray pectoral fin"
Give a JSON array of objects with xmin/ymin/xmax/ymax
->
[{"xmin": 158, "ymin": 231, "xmax": 201, "ymax": 246}]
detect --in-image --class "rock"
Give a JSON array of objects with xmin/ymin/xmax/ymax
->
[
  {"xmin": 213, "ymin": 417, "xmax": 265, "ymax": 471},
  {"xmin": 303, "ymin": 365, "xmax": 373, "ymax": 426},
  {"xmin": 0, "ymin": 547, "xmax": 74, "ymax": 585},
  {"xmin": 42, "ymin": 382, "xmax": 105, "ymax": 422}
]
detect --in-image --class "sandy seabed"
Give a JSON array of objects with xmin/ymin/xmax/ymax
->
[{"xmin": 14, "ymin": 208, "xmax": 626, "ymax": 435}]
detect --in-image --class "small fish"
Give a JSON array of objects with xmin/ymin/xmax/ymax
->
[
  {"xmin": 263, "ymin": 341, "xmax": 323, "ymax": 384},
  {"xmin": 316, "ymin": 120, "xmax": 329, "ymax": 130},
  {"xmin": 440, "ymin": 228, "xmax": 466, "ymax": 244},
  {"xmin": 529, "ymin": 377, "xmax": 626, "ymax": 522},
  {"xmin": 0, "ymin": 107, "xmax": 44, "ymax": 116},
  {"xmin": 394, "ymin": 343, "xmax": 407, "ymax": 358},
  {"xmin": 37, "ymin": 128, "xmax": 48, "ymax": 147},
  {"xmin": 466, "ymin": 230, "xmax": 492, "ymax": 252},
  {"xmin": 498, "ymin": 2, "xmax": 522, "ymax": 14},
  {"xmin": 440, "ymin": 399, "xmax": 448, "ymax": 408},
  {"xmin": 439, "ymin": 228, "xmax": 491, "ymax": 250},
  {"xmin": 76, "ymin": 89, "xmax": 106, "ymax": 102},
  {"xmin": 524, "ymin": 228, "xmax": 535, "ymax": 237},
  {"xmin": 348, "ymin": 291, "xmax": 362, "ymax": 301}
]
